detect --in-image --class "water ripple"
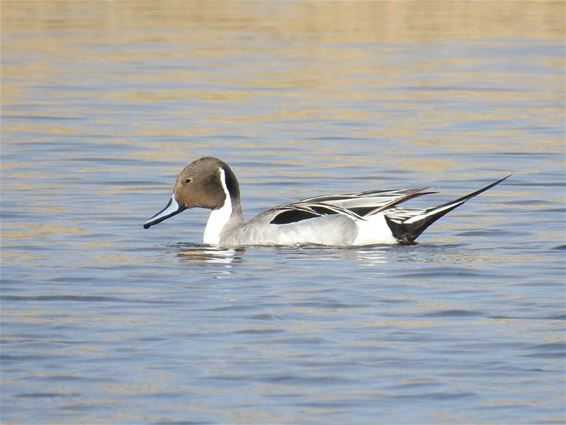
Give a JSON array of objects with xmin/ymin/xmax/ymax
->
[{"xmin": 1, "ymin": 295, "xmax": 175, "ymax": 304}]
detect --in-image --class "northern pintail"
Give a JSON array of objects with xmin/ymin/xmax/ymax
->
[{"xmin": 143, "ymin": 157, "xmax": 510, "ymax": 246}]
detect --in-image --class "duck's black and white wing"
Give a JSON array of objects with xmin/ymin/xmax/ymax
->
[
  {"xmin": 277, "ymin": 188, "xmax": 436, "ymax": 220},
  {"xmin": 267, "ymin": 201, "xmax": 366, "ymax": 225}
]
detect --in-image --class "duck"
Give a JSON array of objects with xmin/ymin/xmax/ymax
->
[{"xmin": 143, "ymin": 156, "xmax": 510, "ymax": 247}]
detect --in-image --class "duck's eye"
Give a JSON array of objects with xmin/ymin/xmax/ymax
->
[{"xmin": 184, "ymin": 178, "xmax": 193, "ymax": 184}]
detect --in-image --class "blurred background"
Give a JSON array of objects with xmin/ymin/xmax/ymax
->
[{"xmin": 1, "ymin": 2, "xmax": 564, "ymax": 424}]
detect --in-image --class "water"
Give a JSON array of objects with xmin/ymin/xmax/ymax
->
[{"xmin": 1, "ymin": 2, "xmax": 564, "ymax": 424}]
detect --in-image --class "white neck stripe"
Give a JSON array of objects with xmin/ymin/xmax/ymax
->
[{"xmin": 203, "ymin": 167, "xmax": 233, "ymax": 245}]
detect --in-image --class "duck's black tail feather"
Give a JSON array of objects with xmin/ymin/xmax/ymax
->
[{"xmin": 385, "ymin": 175, "xmax": 511, "ymax": 244}]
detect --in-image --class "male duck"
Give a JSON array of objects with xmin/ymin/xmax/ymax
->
[{"xmin": 143, "ymin": 157, "xmax": 509, "ymax": 246}]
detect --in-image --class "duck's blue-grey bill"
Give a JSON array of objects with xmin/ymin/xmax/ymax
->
[{"xmin": 143, "ymin": 195, "xmax": 186, "ymax": 229}]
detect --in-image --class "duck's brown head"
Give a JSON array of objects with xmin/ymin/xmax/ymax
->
[{"xmin": 143, "ymin": 157, "xmax": 240, "ymax": 229}]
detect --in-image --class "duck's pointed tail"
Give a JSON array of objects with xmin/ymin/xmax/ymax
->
[{"xmin": 385, "ymin": 175, "xmax": 511, "ymax": 244}]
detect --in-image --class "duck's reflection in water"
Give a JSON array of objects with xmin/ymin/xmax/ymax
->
[
  {"xmin": 175, "ymin": 243, "xmax": 245, "ymax": 265},
  {"xmin": 274, "ymin": 244, "xmax": 391, "ymax": 266},
  {"xmin": 174, "ymin": 242, "xmax": 392, "ymax": 267},
  {"xmin": 272, "ymin": 243, "xmax": 472, "ymax": 266}
]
